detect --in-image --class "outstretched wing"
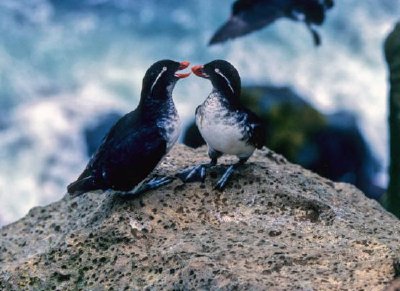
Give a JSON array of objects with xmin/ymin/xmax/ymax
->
[
  {"xmin": 209, "ymin": 0, "xmax": 287, "ymax": 45},
  {"xmin": 210, "ymin": 0, "xmax": 334, "ymax": 46}
]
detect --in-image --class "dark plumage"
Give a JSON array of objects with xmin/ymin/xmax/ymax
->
[
  {"xmin": 209, "ymin": 0, "xmax": 334, "ymax": 46},
  {"xmin": 178, "ymin": 60, "xmax": 265, "ymax": 191},
  {"xmin": 68, "ymin": 60, "xmax": 190, "ymax": 196}
]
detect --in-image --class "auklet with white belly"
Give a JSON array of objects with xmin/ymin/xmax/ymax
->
[
  {"xmin": 68, "ymin": 60, "xmax": 190, "ymax": 196},
  {"xmin": 178, "ymin": 60, "xmax": 265, "ymax": 191}
]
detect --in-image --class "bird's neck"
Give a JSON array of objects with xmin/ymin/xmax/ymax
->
[
  {"xmin": 139, "ymin": 80, "xmax": 176, "ymax": 106},
  {"xmin": 211, "ymin": 75, "xmax": 241, "ymax": 99},
  {"xmin": 138, "ymin": 91, "xmax": 175, "ymax": 118},
  {"xmin": 211, "ymin": 87, "xmax": 241, "ymax": 108}
]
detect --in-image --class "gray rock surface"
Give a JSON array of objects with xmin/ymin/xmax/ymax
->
[{"xmin": 1, "ymin": 145, "xmax": 399, "ymax": 290}]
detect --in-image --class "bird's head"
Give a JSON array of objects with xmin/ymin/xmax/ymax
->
[
  {"xmin": 192, "ymin": 60, "xmax": 241, "ymax": 98},
  {"xmin": 142, "ymin": 60, "xmax": 190, "ymax": 98}
]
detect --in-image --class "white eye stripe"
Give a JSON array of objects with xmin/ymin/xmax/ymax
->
[
  {"xmin": 150, "ymin": 66, "xmax": 168, "ymax": 92},
  {"xmin": 215, "ymin": 68, "xmax": 234, "ymax": 94}
]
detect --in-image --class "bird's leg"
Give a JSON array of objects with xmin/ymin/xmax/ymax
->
[
  {"xmin": 214, "ymin": 158, "xmax": 248, "ymax": 191},
  {"xmin": 129, "ymin": 176, "xmax": 174, "ymax": 196},
  {"xmin": 306, "ymin": 22, "xmax": 321, "ymax": 46},
  {"xmin": 176, "ymin": 148, "xmax": 221, "ymax": 183}
]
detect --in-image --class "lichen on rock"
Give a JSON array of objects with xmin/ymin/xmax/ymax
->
[{"xmin": 1, "ymin": 145, "xmax": 399, "ymax": 290}]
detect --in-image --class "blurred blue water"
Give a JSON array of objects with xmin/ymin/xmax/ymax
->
[{"xmin": 0, "ymin": 0, "xmax": 398, "ymax": 226}]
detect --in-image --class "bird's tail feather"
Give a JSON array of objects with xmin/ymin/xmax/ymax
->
[{"xmin": 67, "ymin": 176, "xmax": 99, "ymax": 197}]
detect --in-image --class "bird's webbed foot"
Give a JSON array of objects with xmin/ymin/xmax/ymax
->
[
  {"xmin": 214, "ymin": 165, "xmax": 235, "ymax": 191},
  {"xmin": 177, "ymin": 149, "xmax": 220, "ymax": 184},
  {"xmin": 214, "ymin": 158, "xmax": 247, "ymax": 191},
  {"xmin": 128, "ymin": 176, "xmax": 174, "ymax": 196},
  {"xmin": 176, "ymin": 164, "xmax": 207, "ymax": 183}
]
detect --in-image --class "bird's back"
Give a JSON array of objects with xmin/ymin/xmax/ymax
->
[{"xmin": 68, "ymin": 109, "xmax": 167, "ymax": 195}]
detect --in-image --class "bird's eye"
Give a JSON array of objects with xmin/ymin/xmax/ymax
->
[
  {"xmin": 150, "ymin": 66, "xmax": 168, "ymax": 92},
  {"xmin": 214, "ymin": 67, "xmax": 234, "ymax": 94}
]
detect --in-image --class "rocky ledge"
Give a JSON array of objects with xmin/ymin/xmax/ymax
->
[{"xmin": 1, "ymin": 145, "xmax": 399, "ymax": 290}]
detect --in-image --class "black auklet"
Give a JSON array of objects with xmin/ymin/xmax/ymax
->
[
  {"xmin": 67, "ymin": 60, "xmax": 190, "ymax": 196},
  {"xmin": 178, "ymin": 60, "xmax": 265, "ymax": 191},
  {"xmin": 209, "ymin": 0, "xmax": 334, "ymax": 46}
]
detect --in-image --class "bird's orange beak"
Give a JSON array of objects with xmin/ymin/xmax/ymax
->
[
  {"xmin": 191, "ymin": 65, "xmax": 208, "ymax": 78},
  {"xmin": 175, "ymin": 61, "xmax": 191, "ymax": 78}
]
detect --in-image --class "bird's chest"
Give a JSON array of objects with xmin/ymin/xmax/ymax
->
[
  {"xmin": 196, "ymin": 97, "xmax": 253, "ymax": 156},
  {"xmin": 158, "ymin": 108, "xmax": 181, "ymax": 151}
]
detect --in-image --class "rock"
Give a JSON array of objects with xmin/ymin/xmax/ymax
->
[{"xmin": 1, "ymin": 145, "xmax": 399, "ymax": 290}]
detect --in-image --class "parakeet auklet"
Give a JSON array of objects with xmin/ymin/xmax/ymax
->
[
  {"xmin": 209, "ymin": 0, "xmax": 334, "ymax": 46},
  {"xmin": 178, "ymin": 60, "xmax": 265, "ymax": 191},
  {"xmin": 68, "ymin": 60, "xmax": 190, "ymax": 196}
]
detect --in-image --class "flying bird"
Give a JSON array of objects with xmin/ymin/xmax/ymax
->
[
  {"xmin": 68, "ymin": 60, "xmax": 190, "ymax": 196},
  {"xmin": 178, "ymin": 60, "xmax": 265, "ymax": 191},
  {"xmin": 209, "ymin": 0, "xmax": 334, "ymax": 46}
]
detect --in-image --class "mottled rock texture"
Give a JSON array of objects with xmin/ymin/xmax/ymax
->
[{"xmin": 1, "ymin": 145, "xmax": 399, "ymax": 290}]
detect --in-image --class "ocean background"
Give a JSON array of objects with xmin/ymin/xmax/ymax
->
[{"xmin": 0, "ymin": 0, "xmax": 398, "ymax": 226}]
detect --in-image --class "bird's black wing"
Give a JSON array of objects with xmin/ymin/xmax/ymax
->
[
  {"xmin": 209, "ymin": 0, "xmax": 287, "ymax": 45},
  {"xmin": 71, "ymin": 110, "xmax": 140, "ymax": 183},
  {"xmin": 210, "ymin": 0, "xmax": 334, "ymax": 46},
  {"xmin": 68, "ymin": 110, "xmax": 167, "ymax": 195},
  {"xmin": 98, "ymin": 124, "xmax": 167, "ymax": 191},
  {"xmin": 244, "ymin": 109, "xmax": 266, "ymax": 149}
]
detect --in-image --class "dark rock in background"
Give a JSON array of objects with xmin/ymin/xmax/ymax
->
[
  {"xmin": 299, "ymin": 112, "xmax": 383, "ymax": 199},
  {"xmin": 84, "ymin": 111, "xmax": 122, "ymax": 157},
  {"xmin": 182, "ymin": 119, "xmax": 207, "ymax": 149},
  {"xmin": 382, "ymin": 22, "xmax": 400, "ymax": 218},
  {"xmin": 183, "ymin": 86, "xmax": 383, "ymax": 199},
  {"xmin": 0, "ymin": 145, "xmax": 399, "ymax": 290},
  {"xmin": 182, "ymin": 122, "xmax": 203, "ymax": 149}
]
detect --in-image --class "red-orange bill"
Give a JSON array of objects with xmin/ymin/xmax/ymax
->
[
  {"xmin": 175, "ymin": 72, "xmax": 191, "ymax": 78},
  {"xmin": 179, "ymin": 61, "xmax": 190, "ymax": 70},
  {"xmin": 191, "ymin": 65, "xmax": 207, "ymax": 78},
  {"xmin": 175, "ymin": 61, "xmax": 191, "ymax": 78}
]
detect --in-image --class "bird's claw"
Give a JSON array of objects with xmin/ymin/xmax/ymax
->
[
  {"xmin": 214, "ymin": 165, "xmax": 235, "ymax": 192},
  {"xmin": 129, "ymin": 176, "xmax": 174, "ymax": 196},
  {"xmin": 176, "ymin": 165, "xmax": 206, "ymax": 183},
  {"xmin": 145, "ymin": 176, "xmax": 174, "ymax": 189},
  {"xmin": 214, "ymin": 180, "xmax": 226, "ymax": 192}
]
